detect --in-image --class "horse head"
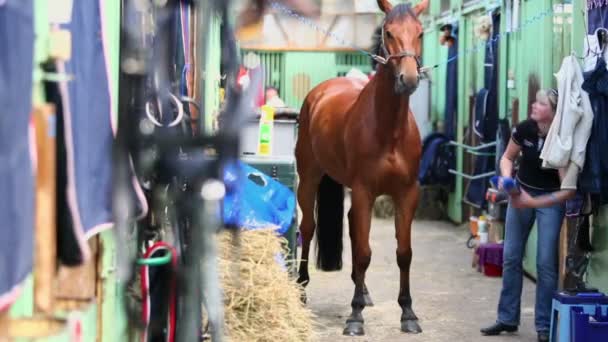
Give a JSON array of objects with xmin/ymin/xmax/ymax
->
[{"xmin": 376, "ymin": 0, "xmax": 429, "ymax": 95}]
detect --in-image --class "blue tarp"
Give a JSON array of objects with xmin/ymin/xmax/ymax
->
[{"xmin": 223, "ymin": 161, "xmax": 296, "ymax": 235}]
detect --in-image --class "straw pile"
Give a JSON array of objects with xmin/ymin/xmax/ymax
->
[{"xmin": 216, "ymin": 228, "xmax": 314, "ymax": 342}]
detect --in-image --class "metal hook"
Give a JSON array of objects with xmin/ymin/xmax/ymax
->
[{"xmin": 595, "ymin": 27, "xmax": 608, "ymax": 57}]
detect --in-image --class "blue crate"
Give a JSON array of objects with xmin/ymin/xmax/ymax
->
[
  {"xmin": 550, "ymin": 292, "xmax": 608, "ymax": 342},
  {"xmin": 571, "ymin": 305, "xmax": 608, "ymax": 342}
]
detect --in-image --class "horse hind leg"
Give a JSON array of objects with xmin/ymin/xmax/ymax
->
[
  {"xmin": 295, "ymin": 171, "xmax": 321, "ymax": 292},
  {"xmin": 394, "ymin": 184, "xmax": 422, "ymax": 333},
  {"xmin": 294, "ymin": 117, "xmax": 323, "ymax": 301}
]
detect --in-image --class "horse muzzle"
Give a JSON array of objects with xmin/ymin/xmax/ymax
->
[{"xmin": 395, "ymin": 73, "xmax": 419, "ymax": 95}]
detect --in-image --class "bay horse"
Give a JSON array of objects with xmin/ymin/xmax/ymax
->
[{"xmin": 295, "ymin": 0, "xmax": 428, "ymax": 336}]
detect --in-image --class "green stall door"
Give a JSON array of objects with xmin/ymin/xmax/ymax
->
[
  {"xmin": 283, "ymin": 52, "xmax": 336, "ymax": 109},
  {"xmin": 588, "ymin": 205, "xmax": 608, "ymax": 293}
]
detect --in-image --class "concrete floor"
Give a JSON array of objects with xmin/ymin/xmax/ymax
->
[{"xmin": 303, "ymin": 216, "xmax": 538, "ymax": 342}]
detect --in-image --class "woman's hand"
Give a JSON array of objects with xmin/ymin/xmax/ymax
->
[
  {"xmin": 511, "ymin": 189, "xmax": 575, "ymax": 208},
  {"xmin": 510, "ymin": 189, "xmax": 537, "ymax": 209}
]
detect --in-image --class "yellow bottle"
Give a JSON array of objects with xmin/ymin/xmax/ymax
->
[{"xmin": 257, "ymin": 105, "xmax": 275, "ymax": 156}]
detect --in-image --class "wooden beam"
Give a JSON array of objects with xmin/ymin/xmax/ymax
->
[
  {"xmin": 273, "ymin": 13, "xmax": 293, "ymax": 47},
  {"xmin": 188, "ymin": 7, "xmax": 199, "ymax": 127},
  {"xmin": 3, "ymin": 316, "xmax": 66, "ymax": 339},
  {"xmin": 54, "ymin": 298, "xmax": 93, "ymax": 312},
  {"xmin": 559, "ymin": 218, "xmax": 568, "ymax": 289},
  {"xmin": 33, "ymin": 104, "xmax": 57, "ymax": 314},
  {"xmin": 0, "ymin": 311, "xmax": 8, "ymax": 340},
  {"xmin": 54, "ymin": 239, "xmax": 99, "ymax": 300},
  {"xmin": 320, "ymin": 15, "xmax": 341, "ymax": 47},
  {"xmin": 240, "ymin": 45, "xmax": 363, "ymax": 52},
  {"xmin": 96, "ymin": 235, "xmax": 105, "ymax": 342}
]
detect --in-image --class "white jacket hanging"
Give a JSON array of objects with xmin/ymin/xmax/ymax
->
[{"xmin": 540, "ymin": 55, "xmax": 594, "ymax": 171}]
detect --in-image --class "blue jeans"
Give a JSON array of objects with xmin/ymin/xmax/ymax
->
[{"xmin": 497, "ymin": 190, "xmax": 565, "ymax": 333}]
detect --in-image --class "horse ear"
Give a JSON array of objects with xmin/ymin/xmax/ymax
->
[
  {"xmin": 413, "ymin": 0, "xmax": 429, "ymax": 17},
  {"xmin": 377, "ymin": 0, "xmax": 393, "ymax": 14}
]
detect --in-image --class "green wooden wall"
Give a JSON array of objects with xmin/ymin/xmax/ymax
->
[
  {"xmin": 588, "ymin": 207, "xmax": 608, "ymax": 292},
  {"xmin": 423, "ymin": 0, "xmax": 607, "ymax": 291},
  {"xmin": 422, "ymin": 0, "xmax": 578, "ymax": 223},
  {"xmin": 241, "ymin": 49, "xmax": 373, "ymax": 110},
  {"xmin": 203, "ymin": 13, "xmax": 222, "ymax": 133}
]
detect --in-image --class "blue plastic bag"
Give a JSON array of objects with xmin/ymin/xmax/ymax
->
[{"xmin": 223, "ymin": 160, "xmax": 296, "ymax": 235}]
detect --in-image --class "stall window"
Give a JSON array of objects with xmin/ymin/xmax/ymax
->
[
  {"xmin": 463, "ymin": 0, "xmax": 484, "ymax": 7},
  {"xmin": 440, "ymin": 0, "xmax": 450, "ymax": 13}
]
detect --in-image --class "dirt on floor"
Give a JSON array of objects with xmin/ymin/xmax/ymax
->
[{"xmin": 303, "ymin": 215, "xmax": 538, "ymax": 342}]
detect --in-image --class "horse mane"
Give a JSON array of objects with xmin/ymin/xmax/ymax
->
[
  {"xmin": 386, "ymin": 3, "xmax": 415, "ymax": 22},
  {"xmin": 370, "ymin": 25, "xmax": 383, "ymax": 69},
  {"xmin": 369, "ymin": 4, "xmax": 416, "ymax": 69}
]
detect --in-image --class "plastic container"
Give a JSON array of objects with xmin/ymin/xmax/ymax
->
[
  {"xmin": 484, "ymin": 263, "xmax": 503, "ymax": 277},
  {"xmin": 478, "ymin": 216, "xmax": 489, "ymax": 244},
  {"xmin": 469, "ymin": 216, "xmax": 479, "ymax": 237},
  {"xmin": 478, "ymin": 216, "xmax": 488, "ymax": 232},
  {"xmin": 570, "ymin": 305, "xmax": 608, "ymax": 342},
  {"xmin": 489, "ymin": 176, "xmax": 520, "ymax": 195},
  {"xmin": 550, "ymin": 291, "xmax": 608, "ymax": 342},
  {"xmin": 479, "ymin": 232, "xmax": 489, "ymax": 244}
]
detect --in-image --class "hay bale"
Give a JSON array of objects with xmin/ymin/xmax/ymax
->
[{"xmin": 216, "ymin": 229, "xmax": 314, "ymax": 342}]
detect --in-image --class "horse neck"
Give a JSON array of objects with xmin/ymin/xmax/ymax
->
[{"xmin": 371, "ymin": 65, "xmax": 411, "ymax": 145}]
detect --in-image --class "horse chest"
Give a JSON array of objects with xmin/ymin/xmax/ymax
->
[
  {"xmin": 351, "ymin": 151, "xmax": 413, "ymax": 192},
  {"xmin": 380, "ymin": 154, "xmax": 410, "ymax": 179}
]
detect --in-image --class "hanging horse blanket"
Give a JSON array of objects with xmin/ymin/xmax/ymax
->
[
  {"xmin": 465, "ymin": 12, "xmax": 500, "ymax": 209},
  {"xmin": 56, "ymin": 0, "xmax": 147, "ymax": 264},
  {"xmin": 0, "ymin": 0, "xmax": 35, "ymax": 310},
  {"xmin": 444, "ymin": 24, "xmax": 459, "ymax": 140}
]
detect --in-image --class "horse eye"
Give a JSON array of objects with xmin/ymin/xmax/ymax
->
[
  {"xmin": 418, "ymin": 33, "xmax": 424, "ymax": 40},
  {"xmin": 386, "ymin": 31, "xmax": 393, "ymax": 39}
]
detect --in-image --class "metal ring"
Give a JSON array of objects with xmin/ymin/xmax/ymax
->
[
  {"xmin": 167, "ymin": 93, "xmax": 184, "ymax": 127},
  {"xmin": 145, "ymin": 101, "xmax": 163, "ymax": 127},
  {"xmin": 145, "ymin": 93, "xmax": 184, "ymax": 127},
  {"xmin": 180, "ymin": 96, "xmax": 201, "ymax": 111}
]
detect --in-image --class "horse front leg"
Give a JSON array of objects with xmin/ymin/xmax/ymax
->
[
  {"xmin": 394, "ymin": 183, "xmax": 421, "ymax": 333},
  {"xmin": 343, "ymin": 187, "xmax": 373, "ymax": 336},
  {"xmin": 348, "ymin": 208, "xmax": 374, "ymax": 307}
]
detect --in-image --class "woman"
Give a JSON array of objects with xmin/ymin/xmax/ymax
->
[{"xmin": 480, "ymin": 89, "xmax": 575, "ymax": 342}]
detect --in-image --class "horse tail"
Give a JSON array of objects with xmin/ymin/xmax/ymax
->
[{"xmin": 315, "ymin": 174, "xmax": 344, "ymax": 271}]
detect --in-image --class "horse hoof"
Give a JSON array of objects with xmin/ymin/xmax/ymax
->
[
  {"xmin": 343, "ymin": 321, "xmax": 365, "ymax": 336},
  {"xmin": 363, "ymin": 293, "xmax": 374, "ymax": 307},
  {"xmin": 299, "ymin": 291, "xmax": 307, "ymax": 304},
  {"xmin": 401, "ymin": 320, "xmax": 422, "ymax": 334}
]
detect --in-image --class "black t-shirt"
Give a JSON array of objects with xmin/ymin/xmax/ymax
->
[{"xmin": 511, "ymin": 119, "xmax": 561, "ymax": 191}]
